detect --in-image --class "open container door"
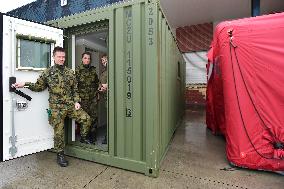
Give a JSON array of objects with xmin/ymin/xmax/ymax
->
[{"xmin": 0, "ymin": 13, "xmax": 63, "ymax": 161}]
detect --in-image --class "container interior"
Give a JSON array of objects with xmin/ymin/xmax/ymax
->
[{"xmin": 66, "ymin": 21, "xmax": 109, "ymax": 152}]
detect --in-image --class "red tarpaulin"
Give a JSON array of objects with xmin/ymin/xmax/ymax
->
[{"xmin": 206, "ymin": 12, "xmax": 284, "ymax": 173}]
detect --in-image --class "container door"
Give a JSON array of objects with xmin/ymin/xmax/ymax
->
[{"xmin": 0, "ymin": 14, "xmax": 63, "ymax": 161}]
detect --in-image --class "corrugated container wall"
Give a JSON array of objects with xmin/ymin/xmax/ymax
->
[{"xmin": 48, "ymin": 0, "xmax": 185, "ymax": 177}]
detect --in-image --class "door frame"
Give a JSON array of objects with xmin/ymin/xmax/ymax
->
[
  {"xmin": 64, "ymin": 20, "xmax": 109, "ymax": 151},
  {"xmin": 0, "ymin": 13, "xmax": 4, "ymax": 161}
]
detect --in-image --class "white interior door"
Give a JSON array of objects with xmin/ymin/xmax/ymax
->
[{"xmin": 1, "ymin": 14, "xmax": 63, "ymax": 161}]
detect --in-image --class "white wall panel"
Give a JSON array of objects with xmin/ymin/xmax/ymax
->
[{"xmin": 183, "ymin": 51, "xmax": 207, "ymax": 84}]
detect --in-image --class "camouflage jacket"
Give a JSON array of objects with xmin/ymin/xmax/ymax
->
[
  {"xmin": 26, "ymin": 64, "xmax": 80, "ymax": 104},
  {"xmin": 75, "ymin": 64, "xmax": 99, "ymax": 101},
  {"xmin": 99, "ymin": 67, "xmax": 107, "ymax": 103},
  {"xmin": 99, "ymin": 67, "xmax": 107, "ymax": 85}
]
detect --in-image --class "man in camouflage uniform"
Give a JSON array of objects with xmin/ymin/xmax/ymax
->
[
  {"xmin": 98, "ymin": 54, "xmax": 108, "ymax": 144},
  {"xmin": 76, "ymin": 52, "xmax": 99, "ymax": 143},
  {"xmin": 14, "ymin": 46, "xmax": 91, "ymax": 167}
]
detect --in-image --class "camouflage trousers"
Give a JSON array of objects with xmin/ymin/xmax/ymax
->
[
  {"xmin": 49, "ymin": 103, "xmax": 91, "ymax": 152},
  {"xmin": 99, "ymin": 92, "xmax": 107, "ymax": 108},
  {"xmin": 80, "ymin": 99, "xmax": 98, "ymax": 126}
]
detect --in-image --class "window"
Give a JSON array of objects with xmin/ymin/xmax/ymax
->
[{"xmin": 16, "ymin": 35, "xmax": 54, "ymax": 71}]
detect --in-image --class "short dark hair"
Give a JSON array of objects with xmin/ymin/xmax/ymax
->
[
  {"xmin": 101, "ymin": 54, "xmax": 107, "ymax": 58},
  {"xmin": 82, "ymin": 52, "xmax": 92, "ymax": 58},
  {"xmin": 53, "ymin": 46, "xmax": 65, "ymax": 56}
]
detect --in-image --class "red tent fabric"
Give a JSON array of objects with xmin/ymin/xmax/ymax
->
[{"xmin": 206, "ymin": 12, "xmax": 284, "ymax": 173}]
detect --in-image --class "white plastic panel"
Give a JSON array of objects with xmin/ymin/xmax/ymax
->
[
  {"xmin": 183, "ymin": 51, "xmax": 207, "ymax": 84},
  {"xmin": 2, "ymin": 15, "xmax": 63, "ymax": 161}
]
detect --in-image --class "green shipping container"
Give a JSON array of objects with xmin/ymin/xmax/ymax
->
[{"xmin": 47, "ymin": 0, "xmax": 185, "ymax": 177}]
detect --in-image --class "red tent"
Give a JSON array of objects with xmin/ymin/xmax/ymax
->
[{"xmin": 207, "ymin": 12, "xmax": 284, "ymax": 173}]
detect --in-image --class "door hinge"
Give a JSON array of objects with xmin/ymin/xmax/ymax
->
[{"xmin": 9, "ymin": 135, "xmax": 18, "ymax": 157}]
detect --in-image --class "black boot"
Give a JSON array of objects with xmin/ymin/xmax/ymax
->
[
  {"xmin": 88, "ymin": 129, "xmax": 96, "ymax": 144},
  {"xmin": 57, "ymin": 152, "xmax": 68, "ymax": 167},
  {"xmin": 80, "ymin": 136, "xmax": 92, "ymax": 144}
]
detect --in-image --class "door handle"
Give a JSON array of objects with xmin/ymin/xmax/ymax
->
[{"xmin": 9, "ymin": 77, "xmax": 32, "ymax": 101}]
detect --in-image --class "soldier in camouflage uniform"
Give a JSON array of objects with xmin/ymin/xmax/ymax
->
[
  {"xmin": 98, "ymin": 54, "xmax": 108, "ymax": 144},
  {"xmin": 98, "ymin": 55, "xmax": 108, "ymax": 96},
  {"xmin": 76, "ymin": 52, "xmax": 99, "ymax": 143},
  {"xmin": 14, "ymin": 47, "xmax": 92, "ymax": 167}
]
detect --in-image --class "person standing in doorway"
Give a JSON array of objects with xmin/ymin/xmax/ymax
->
[
  {"xmin": 76, "ymin": 52, "xmax": 99, "ymax": 143},
  {"xmin": 98, "ymin": 54, "xmax": 108, "ymax": 144},
  {"xmin": 13, "ymin": 46, "xmax": 92, "ymax": 167}
]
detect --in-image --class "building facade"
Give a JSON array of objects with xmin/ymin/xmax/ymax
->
[{"xmin": 8, "ymin": 0, "xmax": 124, "ymax": 23}]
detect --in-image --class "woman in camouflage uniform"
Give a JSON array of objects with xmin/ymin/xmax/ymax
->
[
  {"xmin": 14, "ymin": 47, "xmax": 91, "ymax": 167},
  {"xmin": 98, "ymin": 54, "xmax": 108, "ymax": 144},
  {"xmin": 98, "ymin": 55, "xmax": 108, "ymax": 94},
  {"xmin": 75, "ymin": 52, "xmax": 99, "ymax": 143}
]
